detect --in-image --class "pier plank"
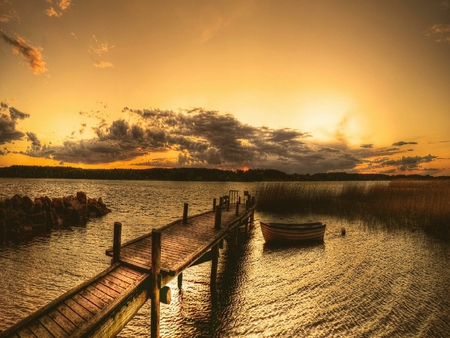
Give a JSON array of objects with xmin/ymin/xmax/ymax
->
[
  {"xmin": 55, "ymin": 303, "xmax": 87, "ymax": 328},
  {"xmin": 69, "ymin": 295, "xmax": 99, "ymax": 318},
  {"xmin": 100, "ymin": 276, "xmax": 128, "ymax": 293},
  {"xmin": 27, "ymin": 321, "xmax": 53, "ymax": 338},
  {"xmin": 78, "ymin": 288, "xmax": 108, "ymax": 309},
  {"xmin": 92, "ymin": 281, "xmax": 120, "ymax": 298},
  {"xmin": 47, "ymin": 310, "xmax": 76, "ymax": 335},
  {"xmin": 38, "ymin": 315, "xmax": 67, "ymax": 338},
  {"xmin": 16, "ymin": 327, "xmax": 36, "ymax": 338}
]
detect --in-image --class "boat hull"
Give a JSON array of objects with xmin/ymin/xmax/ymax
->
[{"xmin": 260, "ymin": 222, "xmax": 326, "ymax": 243}]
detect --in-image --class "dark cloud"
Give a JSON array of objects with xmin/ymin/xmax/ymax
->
[
  {"xmin": 26, "ymin": 132, "xmax": 41, "ymax": 151},
  {"xmin": 392, "ymin": 141, "xmax": 418, "ymax": 147},
  {"xmin": 360, "ymin": 144, "xmax": 373, "ymax": 149},
  {"xmin": 0, "ymin": 30, "xmax": 48, "ymax": 75},
  {"xmin": 19, "ymin": 107, "xmax": 441, "ymax": 174},
  {"xmin": 0, "ymin": 103, "xmax": 30, "ymax": 145},
  {"xmin": 379, "ymin": 154, "xmax": 438, "ymax": 171},
  {"xmin": 23, "ymin": 108, "xmax": 362, "ymax": 172}
]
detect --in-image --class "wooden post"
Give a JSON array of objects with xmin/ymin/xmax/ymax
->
[
  {"xmin": 183, "ymin": 203, "xmax": 188, "ymax": 224},
  {"xmin": 226, "ymin": 196, "xmax": 230, "ymax": 211},
  {"xmin": 212, "ymin": 198, "xmax": 216, "ymax": 212},
  {"xmin": 219, "ymin": 197, "xmax": 223, "ymax": 208},
  {"xmin": 235, "ymin": 201, "xmax": 240, "ymax": 216},
  {"xmin": 178, "ymin": 273, "xmax": 183, "ymax": 288},
  {"xmin": 151, "ymin": 230, "xmax": 161, "ymax": 338},
  {"xmin": 112, "ymin": 222, "xmax": 122, "ymax": 264},
  {"xmin": 210, "ymin": 243, "xmax": 219, "ymax": 298},
  {"xmin": 215, "ymin": 207, "xmax": 222, "ymax": 229}
]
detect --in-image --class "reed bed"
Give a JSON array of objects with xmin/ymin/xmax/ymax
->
[{"xmin": 256, "ymin": 180, "xmax": 450, "ymax": 240}]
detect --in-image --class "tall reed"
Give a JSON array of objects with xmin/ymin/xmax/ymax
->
[{"xmin": 256, "ymin": 181, "xmax": 450, "ymax": 240}]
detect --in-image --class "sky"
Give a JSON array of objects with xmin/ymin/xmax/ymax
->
[{"xmin": 1, "ymin": 0, "xmax": 450, "ymax": 175}]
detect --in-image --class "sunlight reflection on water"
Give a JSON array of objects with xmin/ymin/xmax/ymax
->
[{"xmin": 0, "ymin": 179, "xmax": 449, "ymax": 337}]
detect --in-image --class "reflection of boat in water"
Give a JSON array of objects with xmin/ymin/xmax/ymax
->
[{"xmin": 260, "ymin": 221, "xmax": 326, "ymax": 243}]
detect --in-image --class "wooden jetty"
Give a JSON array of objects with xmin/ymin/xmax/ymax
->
[{"xmin": 0, "ymin": 190, "xmax": 256, "ymax": 338}]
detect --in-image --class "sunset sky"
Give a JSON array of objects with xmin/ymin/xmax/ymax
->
[{"xmin": 1, "ymin": 0, "xmax": 449, "ymax": 175}]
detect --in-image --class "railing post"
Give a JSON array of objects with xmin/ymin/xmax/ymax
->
[
  {"xmin": 151, "ymin": 230, "xmax": 161, "ymax": 338},
  {"xmin": 215, "ymin": 207, "xmax": 222, "ymax": 229},
  {"xmin": 112, "ymin": 222, "xmax": 122, "ymax": 264},
  {"xmin": 235, "ymin": 201, "xmax": 240, "ymax": 216},
  {"xmin": 212, "ymin": 198, "xmax": 216, "ymax": 212},
  {"xmin": 219, "ymin": 197, "xmax": 223, "ymax": 208},
  {"xmin": 226, "ymin": 196, "xmax": 230, "ymax": 211},
  {"xmin": 183, "ymin": 203, "xmax": 188, "ymax": 224}
]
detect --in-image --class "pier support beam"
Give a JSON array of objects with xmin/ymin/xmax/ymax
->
[
  {"xmin": 112, "ymin": 222, "xmax": 122, "ymax": 264},
  {"xmin": 183, "ymin": 203, "xmax": 188, "ymax": 224},
  {"xmin": 151, "ymin": 230, "xmax": 161, "ymax": 338}
]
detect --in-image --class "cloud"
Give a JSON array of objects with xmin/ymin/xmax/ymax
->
[
  {"xmin": 26, "ymin": 131, "xmax": 41, "ymax": 151},
  {"xmin": 89, "ymin": 36, "xmax": 114, "ymax": 68},
  {"xmin": 44, "ymin": 0, "xmax": 71, "ymax": 17},
  {"xmin": 18, "ymin": 107, "xmax": 442, "ymax": 174},
  {"xmin": 0, "ymin": 103, "xmax": 30, "ymax": 145},
  {"xmin": 44, "ymin": 7, "xmax": 61, "ymax": 18},
  {"xmin": 425, "ymin": 24, "xmax": 450, "ymax": 43},
  {"xmin": 58, "ymin": 0, "xmax": 71, "ymax": 11},
  {"xmin": 0, "ymin": 30, "xmax": 48, "ymax": 75},
  {"xmin": 92, "ymin": 59, "xmax": 114, "ymax": 68},
  {"xmin": 360, "ymin": 144, "xmax": 373, "ymax": 149},
  {"xmin": 392, "ymin": 141, "xmax": 418, "ymax": 147},
  {"xmin": 439, "ymin": 1, "xmax": 450, "ymax": 10},
  {"xmin": 379, "ymin": 155, "xmax": 438, "ymax": 171},
  {"xmin": 0, "ymin": 7, "xmax": 19, "ymax": 23},
  {"xmin": 24, "ymin": 107, "xmax": 363, "ymax": 172}
]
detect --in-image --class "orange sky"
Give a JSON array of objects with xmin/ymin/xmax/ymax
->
[{"xmin": 1, "ymin": 1, "xmax": 450, "ymax": 175}]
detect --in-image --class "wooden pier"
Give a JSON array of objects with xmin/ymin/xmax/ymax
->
[{"xmin": 0, "ymin": 190, "xmax": 256, "ymax": 338}]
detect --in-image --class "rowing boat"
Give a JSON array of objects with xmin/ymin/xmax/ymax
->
[{"xmin": 260, "ymin": 221, "xmax": 326, "ymax": 243}]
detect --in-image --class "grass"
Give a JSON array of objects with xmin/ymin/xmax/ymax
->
[{"xmin": 256, "ymin": 180, "xmax": 450, "ymax": 240}]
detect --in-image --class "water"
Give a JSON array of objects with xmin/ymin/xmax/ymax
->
[{"xmin": 0, "ymin": 179, "xmax": 449, "ymax": 337}]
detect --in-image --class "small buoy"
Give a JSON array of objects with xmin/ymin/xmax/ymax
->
[{"xmin": 341, "ymin": 227, "xmax": 346, "ymax": 236}]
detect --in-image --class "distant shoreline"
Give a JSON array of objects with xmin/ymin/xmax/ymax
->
[{"xmin": 0, "ymin": 165, "xmax": 448, "ymax": 182}]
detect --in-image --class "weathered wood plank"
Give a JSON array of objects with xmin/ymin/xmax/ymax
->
[
  {"xmin": 99, "ymin": 276, "xmax": 128, "ymax": 293},
  {"xmin": 109, "ymin": 270, "xmax": 138, "ymax": 285},
  {"xmin": 47, "ymin": 309, "xmax": 76, "ymax": 335},
  {"xmin": 84, "ymin": 285, "xmax": 113, "ymax": 304},
  {"xmin": 15, "ymin": 327, "xmax": 36, "ymax": 338},
  {"xmin": 78, "ymin": 288, "xmax": 108, "ymax": 309},
  {"xmin": 70, "ymin": 273, "xmax": 150, "ymax": 338},
  {"xmin": 91, "ymin": 281, "xmax": 120, "ymax": 299},
  {"xmin": 55, "ymin": 303, "xmax": 87, "ymax": 328},
  {"xmin": 28, "ymin": 321, "xmax": 53, "ymax": 338},
  {"xmin": 38, "ymin": 315, "xmax": 67, "ymax": 338},
  {"xmin": 69, "ymin": 295, "xmax": 99, "ymax": 318}
]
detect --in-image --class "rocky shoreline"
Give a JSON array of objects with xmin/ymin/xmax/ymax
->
[{"xmin": 0, "ymin": 191, "xmax": 111, "ymax": 242}]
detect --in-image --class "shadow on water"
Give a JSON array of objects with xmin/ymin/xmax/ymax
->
[{"xmin": 262, "ymin": 240, "xmax": 325, "ymax": 254}]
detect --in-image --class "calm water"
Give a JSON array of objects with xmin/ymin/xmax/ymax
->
[{"xmin": 0, "ymin": 179, "xmax": 449, "ymax": 337}]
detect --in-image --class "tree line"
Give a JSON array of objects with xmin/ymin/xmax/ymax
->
[{"xmin": 0, "ymin": 165, "xmax": 448, "ymax": 181}]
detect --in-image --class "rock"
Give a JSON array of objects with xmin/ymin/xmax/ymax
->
[
  {"xmin": 76, "ymin": 191, "xmax": 87, "ymax": 205},
  {"xmin": 1, "ymin": 191, "xmax": 110, "ymax": 242}
]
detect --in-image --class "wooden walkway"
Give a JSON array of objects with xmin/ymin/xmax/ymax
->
[{"xmin": 0, "ymin": 192, "xmax": 256, "ymax": 338}]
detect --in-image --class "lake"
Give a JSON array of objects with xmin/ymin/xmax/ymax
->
[{"xmin": 0, "ymin": 179, "xmax": 449, "ymax": 337}]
